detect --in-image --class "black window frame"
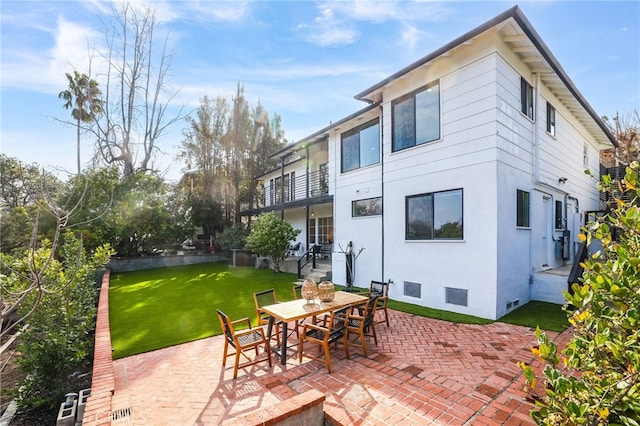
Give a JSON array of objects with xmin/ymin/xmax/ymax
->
[
  {"xmin": 392, "ymin": 81, "xmax": 441, "ymax": 153},
  {"xmin": 405, "ymin": 188, "xmax": 463, "ymax": 240},
  {"xmin": 521, "ymin": 77, "xmax": 534, "ymax": 120},
  {"xmin": 546, "ymin": 102, "xmax": 556, "ymax": 136},
  {"xmin": 516, "ymin": 189, "xmax": 530, "ymax": 228},
  {"xmin": 555, "ymin": 200, "xmax": 563, "ymax": 230},
  {"xmin": 341, "ymin": 118, "xmax": 380, "ymax": 173},
  {"xmin": 352, "ymin": 197, "xmax": 382, "ymax": 217}
]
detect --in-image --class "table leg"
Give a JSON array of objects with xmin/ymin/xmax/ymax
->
[{"xmin": 279, "ymin": 322, "xmax": 288, "ymax": 365}]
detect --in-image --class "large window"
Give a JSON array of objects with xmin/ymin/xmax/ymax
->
[
  {"xmin": 392, "ymin": 82, "xmax": 440, "ymax": 152},
  {"xmin": 341, "ymin": 119, "xmax": 380, "ymax": 172},
  {"xmin": 546, "ymin": 102, "xmax": 556, "ymax": 136},
  {"xmin": 521, "ymin": 77, "xmax": 534, "ymax": 120},
  {"xmin": 516, "ymin": 189, "xmax": 530, "ymax": 227},
  {"xmin": 406, "ymin": 189, "xmax": 463, "ymax": 240},
  {"xmin": 352, "ymin": 197, "xmax": 382, "ymax": 217}
]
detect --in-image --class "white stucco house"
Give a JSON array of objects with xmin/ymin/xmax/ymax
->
[{"xmin": 241, "ymin": 6, "xmax": 617, "ymax": 320}]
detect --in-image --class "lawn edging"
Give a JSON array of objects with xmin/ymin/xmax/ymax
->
[{"xmin": 82, "ymin": 269, "xmax": 115, "ymax": 426}]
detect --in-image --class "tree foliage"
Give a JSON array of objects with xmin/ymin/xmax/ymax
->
[
  {"xmin": 177, "ymin": 84, "xmax": 286, "ymax": 232},
  {"xmin": 521, "ymin": 162, "xmax": 640, "ymax": 425},
  {"xmin": 2, "ymin": 232, "xmax": 113, "ymax": 409},
  {"xmin": 245, "ymin": 212, "xmax": 300, "ymax": 272},
  {"xmin": 58, "ymin": 71, "xmax": 103, "ymax": 174}
]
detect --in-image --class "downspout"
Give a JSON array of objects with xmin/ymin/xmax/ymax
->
[
  {"xmin": 379, "ymin": 103, "xmax": 385, "ymax": 282},
  {"xmin": 532, "ymin": 72, "xmax": 575, "ymax": 264},
  {"xmin": 280, "ymin": 157, "xmax": 285, "ymax": 220},
  {"xmin": 305, "ymin": 145, "xmax": 310, "ymax": 251}
]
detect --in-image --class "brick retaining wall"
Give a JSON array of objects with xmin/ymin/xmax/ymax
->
[{"xmin": 82, "ymin": 269, "xmax": 114, "ymax": 426}]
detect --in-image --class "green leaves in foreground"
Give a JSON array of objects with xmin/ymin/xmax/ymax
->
[{"xmin": 520, "ymin": 162, "xmax": 640, "ymax": 425}]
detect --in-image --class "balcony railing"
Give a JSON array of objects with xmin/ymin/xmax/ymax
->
[{"xmin": 265, "ymin": 169, "xmax": 328, "ymax": 206}]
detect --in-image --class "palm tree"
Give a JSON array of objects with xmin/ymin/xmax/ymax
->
[{"xmin": 59, "ymin": 71, "xmax": 103, "ymax": 174}]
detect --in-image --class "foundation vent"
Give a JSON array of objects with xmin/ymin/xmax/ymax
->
[
  {"xmin": 445, "ymin": 287, "xmax": 468, "ymax": 307},
  {"xmin": 403, "ymin": 281, "xmax": 421, "ymax": 298}
]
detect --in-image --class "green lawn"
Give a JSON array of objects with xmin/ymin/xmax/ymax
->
[
  {"xmin": 109, "ymin": 261, "xmax": 569, "ymax": 359},
  {"xmin": 109, "ymin": 262, "xmax": 300, "ymax": 359}
]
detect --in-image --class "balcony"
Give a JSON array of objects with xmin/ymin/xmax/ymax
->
[{"xmin": 265, "ymin": 168, "xmax": 329, "ymax": 207}]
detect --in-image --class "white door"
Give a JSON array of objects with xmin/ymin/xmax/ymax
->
[{"xmin": 531, "ymin": 195, "xmax": 551, "ymax": 270}]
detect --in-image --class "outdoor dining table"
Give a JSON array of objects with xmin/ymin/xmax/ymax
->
[{"xmin": 261, "ymin": 291, "xmax": 367, "ymax": 365}]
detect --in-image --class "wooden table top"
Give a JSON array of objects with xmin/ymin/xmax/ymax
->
[{"xmin": 260, "ymin": 291, "xmax": 367, "ymax": 322}]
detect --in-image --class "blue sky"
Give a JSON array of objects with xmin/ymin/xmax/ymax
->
[{"xmin": 1, "ymin": 1, "xmax": 638, "ymax": 181}]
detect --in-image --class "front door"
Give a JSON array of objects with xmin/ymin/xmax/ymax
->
[{"xmin": 531, "ymin": 194, "xmax": 551, "ymax": 270}]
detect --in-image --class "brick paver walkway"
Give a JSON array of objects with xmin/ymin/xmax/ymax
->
[{"xmin": 110, "ymin": 309, "xmax": 570, "ymax": 425}]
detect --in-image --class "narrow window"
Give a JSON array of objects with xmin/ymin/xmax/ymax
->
[
  {"xmin": 406, "ymin": 189, "xmax": 463, "ymax": 240},
  {"xmin": 521, "ymin": 77, "xmax": 534, "ymax": 120},
  {"xmin": 555, "ymin": 200, "xmax": 563, "ymax": 229},
  {"xmin": 517, "ymin": 189, "xmax": 530, "ymax": 227},
  {"xmin": 392, "ymin": 81, "xmax": 440, "ymax": 152},
  {"xmin": 546, "ymin": 102, "xmax": 556, "ymax": 136},
  {"xmin": 341, "ymin": 119, "xmax": 380, "ymax": 172},
  {"xmin": 583, "ymin": 144, "xmax": 589, "ymax": 168},
  {"xmin": 352, "ymin": 197, "xmax": 382, "ymax": 217}
]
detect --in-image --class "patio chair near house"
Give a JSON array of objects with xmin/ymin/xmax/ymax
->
[
  {"xmin": 287, "ymin": 242, "xmax": 302, "ymax": 257},
  {"xmin": 298, "ymin": 306, "xmax": 349, "ymax": 373},
  {"xmin": 368, "ymin": 280, "xmax": 391, "ymax": 326},
  {"xmin": 344, "ymin": 294, "xmax": 379, "ymax": 358},
  {"xmin": 216, "ymin": 309, "xmax": 272, "ymax": 379}
]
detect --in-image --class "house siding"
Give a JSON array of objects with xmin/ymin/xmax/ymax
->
[{"xmin": 249, "ymin": 8, "xmax": 614, "ymax": 320}]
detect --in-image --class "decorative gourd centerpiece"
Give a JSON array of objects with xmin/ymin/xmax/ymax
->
[
  {"xmin": 318, "ymin": 280, "xmax": 335, "ymax": 302},
  {"xmin": 301, "ymin": 279, "xmax": 317, "ymax": 304}
]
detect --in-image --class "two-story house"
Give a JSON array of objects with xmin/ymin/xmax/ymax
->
[{"xmin": 242, "ymin": 6, "xmax": 617, "ymax": 320}]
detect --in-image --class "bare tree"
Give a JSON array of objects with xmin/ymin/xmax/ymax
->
[
  {"xmin": 94, "ymin": 1, "xmax": 184, "ymax": 178},
  {"xmin": 601, "ymin": 110, "xmax": 639, "ymax": 166}
]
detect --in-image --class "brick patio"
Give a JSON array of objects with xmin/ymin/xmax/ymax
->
[{"xmin": 83, "ymin": 270, "xmax": 571, "ymax": 425}]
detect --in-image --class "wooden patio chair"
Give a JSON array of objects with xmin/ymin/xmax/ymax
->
[
  {"xmin": 368, "ymin": 280, "xmax": 391, "ymax": 326},
  {"xmin": 344, "ymin": 294, "xmax": 379, "ymax": 358},
  {"xmin": 216, "ymin": 309, "xmax": 272, "ymax": 379},
  {"xmin": 253, "ymin": 288, "xmax": 282, "ymax": 345},
  {"xmin": 298, "ymin": 306, "xmax": 349, "ymax": 373}
]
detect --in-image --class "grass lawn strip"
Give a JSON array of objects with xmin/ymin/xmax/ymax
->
[{"xmin": 110, "ymin": 261, "xmax": 569, "ymax": 358}]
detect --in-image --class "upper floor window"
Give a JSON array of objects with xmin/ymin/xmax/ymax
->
[
  {"xmin": 516, "ymin": 189, "xmax": 530, "ymax": 228},
  {"xmin": 392, "ymin": 81, "xmax": 440, "ymax": 152},
  {"xmin": 406, "ymin": 188, "xmax": 463, "ymax": 240},
  {"xmin": 546, "ymin": 102, "xmax": 556, "ymax": 136},
  {"xmin": 341, "ymin": 119, "xmax": 380, "ymax": 172},
  {"xmin": 583, "ymin": 144, "xmax": 589, "ymax": 168},
  {"xmin": 521, "ymin": 77, "xmax": 534, "ymax": 120}
]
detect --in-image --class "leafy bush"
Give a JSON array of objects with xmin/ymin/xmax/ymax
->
[
  {"xmin": 217, "ymin": 223, "xmax": 249, "ymax": 250},
  {"xmin": 5, "ymin": 232, "xmax": 113, "ymax": 409},
  {"xmin": 245, "ymin": 212, "xmax": 300, "ymax": 272}
]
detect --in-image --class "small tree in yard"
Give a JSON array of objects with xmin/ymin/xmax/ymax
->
[
  {"xmin": 520, "ymin": 162, "xmax": 640, "ymax": 425},
  {"xmin": 245, "ymin": 212, "xmax": 300, "ymax": 273}
]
